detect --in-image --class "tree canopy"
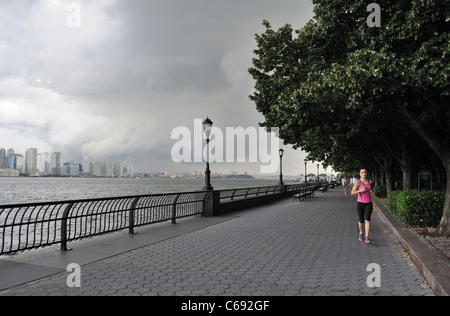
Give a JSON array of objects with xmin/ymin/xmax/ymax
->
[{"xmin": 249, "ymin": 0, "xmax": 450, "ymax": 235}]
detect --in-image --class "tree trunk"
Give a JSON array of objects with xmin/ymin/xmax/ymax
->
[
  {"xmin": 400, "ymin": 153, "xmax": 413, "ymax": 191},
  {"xmin": 396, "ymin": 102, "xmax": 450, "ymax": 237},
  {"xmin": 436, "ymin": 157, "xmax": 450, "ymax": 237},
  {"xmin": 384, "ymin": 156, "xmax": 393, "ymax": 196},
  {"xmin": 400, "ymin": 131, "xmax": 413, "ymax": 190},
  {"xmin": 394, "ymin": 126, "xmax": 414, "ymax": 190}
]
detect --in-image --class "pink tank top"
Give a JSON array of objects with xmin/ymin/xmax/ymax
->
[{"xmin": 357, "ymin": 181, "xmax": 372, "ymax": 203}]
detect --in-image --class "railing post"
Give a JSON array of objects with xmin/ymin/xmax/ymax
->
[
  {"xmin": 61, "ymin": 202, "xmax": 74, "ymax": 251},
  {"xmin": 280, "ymin": 184, "xmax": 287, "ymax": 195},
  {"xmin": 202, "ymin": 193, "xmax": 206, "ymax": 216},
  {"xmin": 129, "ymin": 197, "xmax": 140, "ymax": 235},
  {"xmin": 230, "ymin": 190, "xmax": 237, "ymax": 200},
  {"xmin": 172, "ymin": 194, "xmax": 181, "ymax": 224},
  {"xmin": 204, "ymin": 190, "xmax": 220, "ymax": 217}
]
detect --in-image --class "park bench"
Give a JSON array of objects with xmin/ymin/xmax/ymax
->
[
  {"xmin": 318, "ymin": 183, "xmax": 328, "ymax": 193},
  {"xmin": 293, "ymin": 185, "xmax": 315, "ymax": 202}
]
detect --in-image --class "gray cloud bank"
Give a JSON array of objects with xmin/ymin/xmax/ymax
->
[{"xmin": 0, "ymin": 0, "xmax": 314, "ymax": 174}]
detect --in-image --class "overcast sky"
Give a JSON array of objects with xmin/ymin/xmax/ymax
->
[{"xmin": 0, "ymin": 0, "xmax": 329, "ymax": 176}]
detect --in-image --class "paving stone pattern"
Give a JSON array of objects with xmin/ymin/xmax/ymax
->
[
  {"xmin": 0, "ymin": 189, "xmax": 434, "ymax": 296},
  {"xmin": 424, "ymin": 236, "xmax": 450, "ymax": 261}
]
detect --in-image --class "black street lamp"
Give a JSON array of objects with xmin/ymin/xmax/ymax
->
[
  {"xmin": 304, "ymin": 159, "xmax": 308, "ymax": 183},
  {"xmin": 202, "ymin": 117, "xmax": 213, "ymax": 191},
  {"xmin": 317, "ymin": 163, "xmax": 320, "ymax": 182},
  {"xmin": 278, "ymin": 148, "xmax": 284, "ymax": 185}
]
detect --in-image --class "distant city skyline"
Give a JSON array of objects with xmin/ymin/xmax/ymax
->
[
  {"xmin": 0, "ymin": 146, "xmax": 136, "ymax": 178},
  {"xmin": 0, "ymin": 143, "xmax": 333, "ymax": 178}
]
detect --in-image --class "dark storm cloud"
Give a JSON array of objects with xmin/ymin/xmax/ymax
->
[{"xmin": 0, "ymin": 0, "xmax": 314, "ymax": 173}]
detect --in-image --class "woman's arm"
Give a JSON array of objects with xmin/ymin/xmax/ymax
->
[{"xmin": 351, "ymin": 180, "xmax": 361, "ymax": 196}]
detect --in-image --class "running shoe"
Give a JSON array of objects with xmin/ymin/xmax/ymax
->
[
  {"xmin": 365, "ymin": 236, "xmax": 371, "ymax": 244},
  {"xmin": 359, "ymin": 233, "xmax": 364, "ymax": 242}
]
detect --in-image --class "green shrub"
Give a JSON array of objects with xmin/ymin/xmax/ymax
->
[
  {"xmin": 387, "ymin": 190, "xmax": 402, "ymax": 213},
  {"xmin": 373, "ymin": 185, "xmax": 387, "ymax": 198},
  {"xmin": 387, "ymin": 190, "xmax": 445, "ymax": 227}
]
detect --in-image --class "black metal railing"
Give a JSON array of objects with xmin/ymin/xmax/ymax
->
[
  {"xmin": 0, "ymin": 182, "xmax": 333, "ymax": 256},
  {"xmin": 219, "ymin": 185, "xmax": 284, "ymax": 201},
  {"xmin": 0, "ymin": 191, "xmax": 207, "ymax": 255}
]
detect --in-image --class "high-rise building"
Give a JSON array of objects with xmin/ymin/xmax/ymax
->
[
  {"xmin": 37, "ymin": 152, "xmax": 50, "ymax": 174},
  {"xmin": 11, "ymin": 155, "xmax": 24, "ymax": 172},
  {"xmin": 127, "ymin": 163, "xmax": 134, "ymax": 178},
  {"xmin": 50, "ymin": 152, "xmax": 61, "ymax": 176},
  {"xmin": 113, "ymin": 162, "xmax": 124, "ymax": 177},
  {"xmin": 91, "ymin": 162, "xmax": 102, "ymax": 177},
  {"xmin": 0, "ymin": 148, "xmax": 5, "ymax": 169},
  {"xmin": 61, "ymin": 161, "xmax": 80, "ymax": 176},
  {"xmin": 25, "ymin": 148, "xmax": 38, "ymax": 174},
  {"xmin": 17, "ymin": 155, "xmax": 24, "ymax": 173},
  {"xmin": 4, "ymin": 149, "xmax": 23, "ymax": 173},
  {"xmin": 102, "ymin": 161, "xmax": 114, "ymax": 177},
  {"xmin": 6, "ymin": 154, "xmax": 17, "ymax": 170}
]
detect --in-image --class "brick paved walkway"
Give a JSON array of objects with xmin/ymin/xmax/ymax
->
[{"xmin": 0, "ymin": 189, "xmax": 434, "ymax": 296}]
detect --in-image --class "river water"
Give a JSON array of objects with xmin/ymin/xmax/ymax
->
[{"xmin": 0, "ymin": 177, "xmax": 280, "ymax": 205}]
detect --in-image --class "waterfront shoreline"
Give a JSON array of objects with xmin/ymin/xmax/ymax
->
[{"xmin": 0, "ymin": 177, "xmax": 284, "ymax": 205}]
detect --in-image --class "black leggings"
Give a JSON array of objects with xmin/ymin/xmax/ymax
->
[{"xmin": 357, "ymin": 202, "xmax": 373, "ymax": 223}]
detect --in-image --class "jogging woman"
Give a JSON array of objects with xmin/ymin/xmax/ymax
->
[
  {"xmin": 351, "ymin": 169, "xmax": 375, "ymax": 244},
  {"xmin": 342, "ymin": 177, "xmax": 348, "ymax": 195}
]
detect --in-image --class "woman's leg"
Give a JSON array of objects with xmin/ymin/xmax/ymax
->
[
  {"xmin": 358, "ymin": 222, "xmax": 364, "ymax": 236},
  {"xmin": 357, "ymin": 203, "xmax": 365, "ymax": 236},
  {"xmin": 364, "ymin": 203, "xmax": 373, "ymax": 243},
  {"xmin": 365, "ymin": 220, "xmax": 371, "ymax": 237}
]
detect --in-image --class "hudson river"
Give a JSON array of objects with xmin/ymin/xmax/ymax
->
[{"xmin": 0, "ymin": 177, "xmax": 281, "ymax": 205}]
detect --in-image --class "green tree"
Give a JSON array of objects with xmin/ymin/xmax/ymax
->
[{"xmin": 249, "ymin": 0, "xmax": 450, "ymax": 236}]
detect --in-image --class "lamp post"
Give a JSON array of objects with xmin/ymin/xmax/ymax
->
[
  {"xmin": 317, "ymin": 163, "xmax": 319, "ymax": 182},
  {"xmin": 304, "ymin": 159, "xmax": 308, "ymax": 183},
  {"xmin": 278, "ymin": 148, "xmax": 284, "ymax": 185},
  {"xmin": 202, "ymin": 117, "xmax": 213, "ymax": 191}
]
